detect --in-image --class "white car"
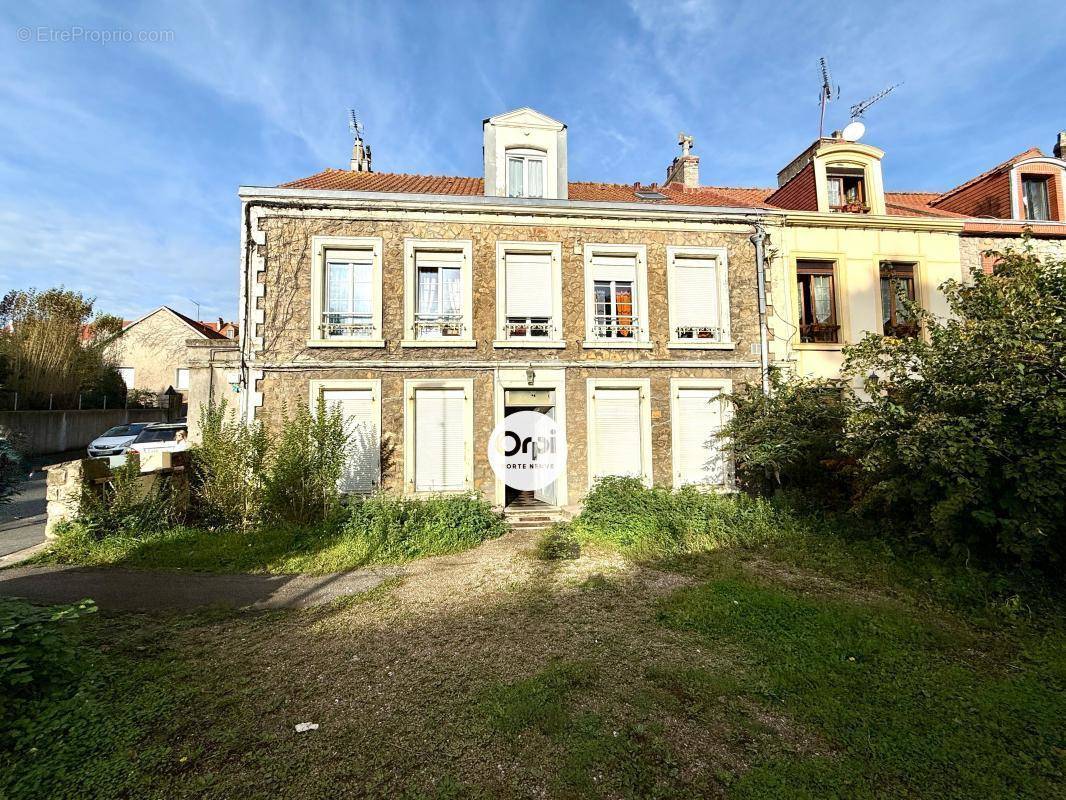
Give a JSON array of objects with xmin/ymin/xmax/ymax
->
[
  {"xmin": 87, "ymin": 423, "xmax": 149, "ymax": 458},
  {"xmin": 126, "ymin": 423, "xmax": 189, "ymax": 456}
]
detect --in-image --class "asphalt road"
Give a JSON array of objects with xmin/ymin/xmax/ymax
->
[{"xmin": 0, "ymin": 450, "xmax": 83, "ymax": 558}]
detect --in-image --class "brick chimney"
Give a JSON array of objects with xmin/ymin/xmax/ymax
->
[
  {"xmin": 1054, "ymin": 130, "xmax": 1066, "ymax": 160},
  {"xmin": 665, "ymin": 132, "xmax": 699, "ymax": 188},
  {"xmin": 350, "ymin": 137, "xmax": 372, "ymax": 172}
]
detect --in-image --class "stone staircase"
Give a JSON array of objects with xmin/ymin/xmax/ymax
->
[{"xmin": 504, "ymin": 498, "xmax": 569, "ymax": 536}]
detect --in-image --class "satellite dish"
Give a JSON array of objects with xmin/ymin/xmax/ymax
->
[{"xmin": 842, "ymin": 120, "xmax": 866, "ymax": 141}]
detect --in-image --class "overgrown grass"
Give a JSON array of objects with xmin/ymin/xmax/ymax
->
[{"xmin": 41, "ymin": 493, "xmax": 505, "ymax": 574}]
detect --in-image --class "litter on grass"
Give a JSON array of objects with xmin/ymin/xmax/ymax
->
[{"xmin": 294, "ymin": 722, "xmax": 319, "ymax": 733}]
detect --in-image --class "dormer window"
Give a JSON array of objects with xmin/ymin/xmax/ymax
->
[
  {"xmin": 1022, "ymin": 176, "xmax": 1050, "ymax": 221},
  {"xmin": 506, "ymin": 149, "xmax": 546, "ymax": 198},
  {"xmin": 827, "ymin": 167, "xmax": 868, "ymax": 213}
]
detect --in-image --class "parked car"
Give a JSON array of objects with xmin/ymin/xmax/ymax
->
[
  {"xmin": 126, "ymin": 423, "xmax": 189, "ymax": 457},
  {"xmin": 87, "ymin": 423, "xmax": 149, "ymax": 458}
]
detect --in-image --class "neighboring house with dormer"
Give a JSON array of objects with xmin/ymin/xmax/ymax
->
[{"xmin": 106, "ymin": 306, "xmax": 231, "ymax": 415}]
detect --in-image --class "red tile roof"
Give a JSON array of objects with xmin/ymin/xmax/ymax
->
[
  {"xmin": 931, "ymin": 148, "xmax": 1044, "ymax": 206},
  {"xmin": 275, "ymin": 169, "xmax": 957, "ymax": 219}
]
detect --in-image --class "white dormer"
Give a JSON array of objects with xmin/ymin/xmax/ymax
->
[{"xmin": 483, "ymin": 108, "xmax": 568, "ymax": 200}]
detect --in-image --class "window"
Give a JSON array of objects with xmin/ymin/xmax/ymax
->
[
  {"xmin": 405, "ymin": 380, "xmax": 473, "ymax": 493},
  {"xmin": 117, "ymin": 367, "xmax": 135, "ymax": 388},
  {"xmin": 309, "ymin": 236, "xmax": 383, "ymax": 345},
  {"xmin": 667, "ymin": 247, "xmax": 731, "ymax": 345},
  {"xmin": 404, "ymin": 240, "xmax": 474, "ymax": 346},
  {"xmin": 175, "ymin": 368, "xmax": 189, "ymax": 390},
  {"xmin": 583, "ymin": 245, "xmax": 649, "ymax": 345},
  {"xmin": 314, "ymin": 381, "xmax": 381, "ymax": 493},
  {"xmin": 1022, "ymin": 176, "xmax": 1050, "ymax": 221},
  {"xmin": 671, "ymin": 381, "xmax": 730, "ymax": 487},
  {"xmin": 826, "ymin": 168, "xmax": 868, "ymax": 213},
  {"xmin": 879, "ymin": 262, "xmax": 918, "ymax": 337},
  {"xmin": 587, "ymin": 379, "xmax": 652, "ymax": 486},
  {"xmin": 796, "ymin": 260, "xmax": 840, "ymax": 343},
  {"xmin": 506, "ymin": 149, "xmax": 546, "ymax": 198},
  {"xmin": 495, "ymin": 242, "xmax": 563, "ymax": 345},
  {"xmin": 325, "ymin": 252, "xmax": 373, "ymax": 338}
]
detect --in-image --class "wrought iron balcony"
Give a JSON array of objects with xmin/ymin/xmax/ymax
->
[
  {"xmin": 674, "ymin": 325, "xmax": 723, "ymax": 341},
  {"xmin": 321, "ymin": 312, "xmax": 375, "ymax": 339},
  {"xmin": 504, "ymin": 317, "xmax": 554, "ymax": 339},
  {"xmin": 591, "ymin": 317, "xmax": 641, "ymax": 339},
  {"xmin": 414, "ymin": 313, "xmax": 464, "ymax": 338},
  {"xmin": 799, "ymin": 322, "xmax": 841, "ymax": 343}
]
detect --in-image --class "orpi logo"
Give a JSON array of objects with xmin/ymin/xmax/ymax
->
[{"xmin": 487, "ymin": 410, "xmax": 565, "ymax": 491}]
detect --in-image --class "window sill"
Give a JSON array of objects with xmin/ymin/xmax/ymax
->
[
  {"xmin": 405, "ymin": 487, "xmax": 472, "ymax": 497},
  {"xmin": 306, "ymin": 338, "xmax": 385, "ymax": 348},
  {"xmin": 667, "ymin": 341, "xmax": 737, "ymax": 350},
  {"xmin": 400, "ymin": 339, "xmax": 478, "ymax": 349},
  {"xmin": 582, "ymin": 340, "xmax": 654, "ymax": 350},
  {"xmin": 492, "ymin": 339, "xmax": 566, "ymax": 349}
]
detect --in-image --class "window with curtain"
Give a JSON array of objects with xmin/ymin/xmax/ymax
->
[
  {"xmin": 826, "ymin": 168, "xmax": 868, "ymax": 213},
  {"xmin": 1022, "ymin": 176, "xmax": 1050, "ymax": 221},
  {"xmin": 416, "ymin": 259, "xmax": 462, "ymax": 338},
  {"xmin": 879, "ymin": 262, "xmax": 918, "ymax": 337},
  {"xmin": 324, "ymin": 253, "xmax": 373, "ymax": 338},
  {"xmin": 796, "ymin": 260, "xmax": 839, "ymax": 343},
  {"xmin": 505, "ymin": 149, "xmax": 546, "ymax": 198},
  {"xmin": 593, "ymin": 280, "xmax": 635, "ymax": 338}
]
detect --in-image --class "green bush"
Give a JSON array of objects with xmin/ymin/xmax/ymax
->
[
  {"xmin": 341, "ymin": 493, "xmax": 506, "ymax": 565},
  {"xmin": 844, "ymin": 240, "xmax": 1066, "ymax": 566},
  {"xmin": 77, "ymin": 454, "xmax": 181, "ymax": 537},
  {"xmin": 262, "ymin": 398, "xmax": 351, "ymax": 525},
  {"xmin": 192, "ymin": 399, "xmax": 269, "ymax": 529},
  {"xmin": 572, "ymin": 476, "xmax": 789, "ymax": 559},
  {"xmin": 0, "ymin": 598, "xmax": 96, "ymax": 718},
  {"xmin": 534, "ymin": 525, "xmax": 581, "ymax": 561},
  {"xmin": 719, "ymin": 371, "xmax": 855, "ymax": 504}
]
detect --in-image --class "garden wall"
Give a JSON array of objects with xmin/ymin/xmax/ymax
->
[{"xmin": 0, "ymin": 409, "xmax": 167, "ymax": 455}]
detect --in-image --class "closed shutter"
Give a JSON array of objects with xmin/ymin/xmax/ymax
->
[
  {"xmin": 673, "ymin": 256, "xmax": 719, "ymax": 332},
  {"xmin": 676, "ymin": 388, "xmax": 725, "ymax": 486},
  {"xmin": 322, "ymin": 389, "xmax": 379, "ymax": 493},
  {"xmin": 504, "ymin": 252, "xmax": 552, "ymax": 318},
  {"xmin": 415, "ymin": 249, "xmax": 464, "ymax": 269},
  {"xmin": 415, "ymin": 388, "xmax": 466, "ymax": 491},
  {"xmin": 591, "ymin": 253, "xmax": 637, "ymax": 283},
  {"xmin": 591, "ymin": 387, "xmax": 642, "ymax": 479}
]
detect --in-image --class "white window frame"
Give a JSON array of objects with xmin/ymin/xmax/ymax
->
[
  {"xmin": 505, "ymin": 148, "xmax": 548, "ymax": 199},
  {"xmin": 669, "ymin": 378, "xmax": 733, "ymax": 489},
  {"xmin": 174, "ymin": 368, "xmax": 189, "ymax": 391},
  {"xmin": 582, "ymin": 243, "xmax": 652, "ymax": 349},
  {"xmin": 493, "ymin": 241, "xmax": 564, "ymax": 349},
  {"xmin": 403, "ymin": 378, "xmax": 475, "ymax": 495},
  {"xmin": 402, "ymin": 239, "xmax": 475, "ymax": 348},
  {"xmin": 585, "ymin": 377, "xmax": 653, "ymax": 488},
  {"xmin": 308, "ymin": 236, "xmax": 384, "ymax": 348},
  {"xmin": 309, "ymin": 378, "xmax": 383, "ymax": 493},
  {"xmin": 666, "ymin": 246, "xmax": 734, "ymax": 349}
]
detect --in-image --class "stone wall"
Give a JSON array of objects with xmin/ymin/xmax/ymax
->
[
  {"xmin": 185, "ymin": 339, "xmax": 241, "ymax": 441},
  {"xmin": 959, "ymin": 235, "xmax": 1066, "ymax": 274},
  {"xmin": 0, "ymin": 408, "xmax": 167, "ymax": 455}
]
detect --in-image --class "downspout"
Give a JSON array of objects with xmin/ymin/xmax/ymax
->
[{"xmin": 750, "ymin": 223, "xmax": 771, "ymax": 394}]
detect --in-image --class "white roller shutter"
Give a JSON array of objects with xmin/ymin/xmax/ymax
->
[
  {"xmin": 673, "ymin": 256, "xmax": 720, "ymax": 331},
  {"xmin": 504, "ymin": 252, "xmax": 552, "ymax": 318},
  {"xmin": 322, "ymin": 389, "xmax": 379, "ymax": 493},
  {"xmin": 415, "ymin": 388, "xmax": 466, "ymax": 492},
  {"xmin": 591, "ymin": 253, "xmax": 637, "ymax": 282},
  {"xmin": 415, "ymin": 249, "xmax": 464, "ymax": 268},
  {"xmin": 676, "ymin": 388, "xmax": 725, "ymax": 486},
  {"xmin": 591, "ymin": 388, "xmax": 643, "ymax": 479}
]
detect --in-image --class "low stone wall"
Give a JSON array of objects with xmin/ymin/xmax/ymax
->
[
  {"xmin": 0, "ymin": 408, "xmax": 167, "ymax": 455},
  {"xmin": 45, "ymin": 452, "xmax": 191, "ymax": 538}
]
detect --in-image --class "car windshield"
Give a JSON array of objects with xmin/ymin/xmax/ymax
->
[
  {"xmin": 101, "ymin": 426, "xmax": 136, "ymax": 437},
  {"xmin": 135, "ymin": 428, "xmax": 184, "ymax": 443}
]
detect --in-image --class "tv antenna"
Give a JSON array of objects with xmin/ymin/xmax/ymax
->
[
  {"xmin": 818, "ymin": 57, "xmax": 840, "ymax": 139},
  {"xmin": 187, "ymin": 298, "xmax": 202, "ymax": 320},
  {"xmin": 850, "ymin": 83, "xmax": 902, "ymax": 120},
  {"xmin": 349, "ymin": 109, "xmax": 364, "ymax": 141}
]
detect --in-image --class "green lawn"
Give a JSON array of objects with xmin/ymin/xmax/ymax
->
[{"xmin": 4, "ymin": 523, "xmax": 1064, "ymax": 799}]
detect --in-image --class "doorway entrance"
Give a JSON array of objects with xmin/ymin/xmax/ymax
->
[{"xmin": 503, "ymin": 388, "xmax": 557, "ymax": 508}]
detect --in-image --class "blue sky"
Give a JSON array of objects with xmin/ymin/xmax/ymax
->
[{"xmin": 2, "ymin": 0, "xmax": 1064, "ymax": 321}]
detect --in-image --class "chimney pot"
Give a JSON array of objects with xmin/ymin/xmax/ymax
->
[
  {"xmin": 350, "ymin": 138, "xmax": 372, "ymax": 172},
  {"xmin": 665, "ymin": 132, "xmax": 699, "ymax": 188},
  {"xmin": 1055, "ymin": 130, "xmax": 1066, "ymax": 160}
]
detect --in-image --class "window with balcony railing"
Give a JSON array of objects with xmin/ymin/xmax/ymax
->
[
  {"xmin": 592, "ymin": 279, "xmax": 639, "ymax": 338},
  {"xmin": 415, "ymin": 263, "xmax": 463, "ymax": 339},
  {"xmin": 324, "ymin": 255, "xmax": 375, "ymax": 339}
]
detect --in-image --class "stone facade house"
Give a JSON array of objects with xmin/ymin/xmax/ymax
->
[{"xmin": 234, "ymin": 109, "xmax": 784, "ymax": 510}]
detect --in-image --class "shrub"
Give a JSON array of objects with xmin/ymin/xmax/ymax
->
[
  {"xmin": 572, "ymin": 476, "xmax": 788, "ymax": 559},
  {"xmin": 0, "ymin": 598, "xmax": 96, "ymax": 718},
  {"xmin": 77, "ymin": 453, "xmax": 181, "ymax": 537},
  {"xmin": 192, "ymin": 399, "xmax": 268, "ymax": 529},
  {"xmin": 534, "ymin": 525, "xmax": 581, "ymax": 561},
  {"xmin": 262, "ymin": 398, "xmax": 351, "ymax": 525},
  {"xmin": 341, "ymin": 493, "xmax": 505, "ymax": 565},
  {"xmin": 720, "ymin": 371, "xmax": 855, "ymax": 505},
  {"xmin": 844, "ymin": 240, "xmax": 1066, "ymax": 566}
]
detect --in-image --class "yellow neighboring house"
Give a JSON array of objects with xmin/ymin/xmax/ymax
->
[
  {"xmin": 105, "ymin": 306, "xmax": 231, "ymax": 415},
  {"xmin": 761, "ymin": 136, "xmax": 965, "ymax": 385}
]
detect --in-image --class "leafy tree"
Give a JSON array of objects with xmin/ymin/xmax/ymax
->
[
  {"xmin": 844, "ymin": 239, "xmax": 1066, "ymax": 565},
  {"xmin": 719, "ymin": 371, "xmax": 855, "ymax": 503}
]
